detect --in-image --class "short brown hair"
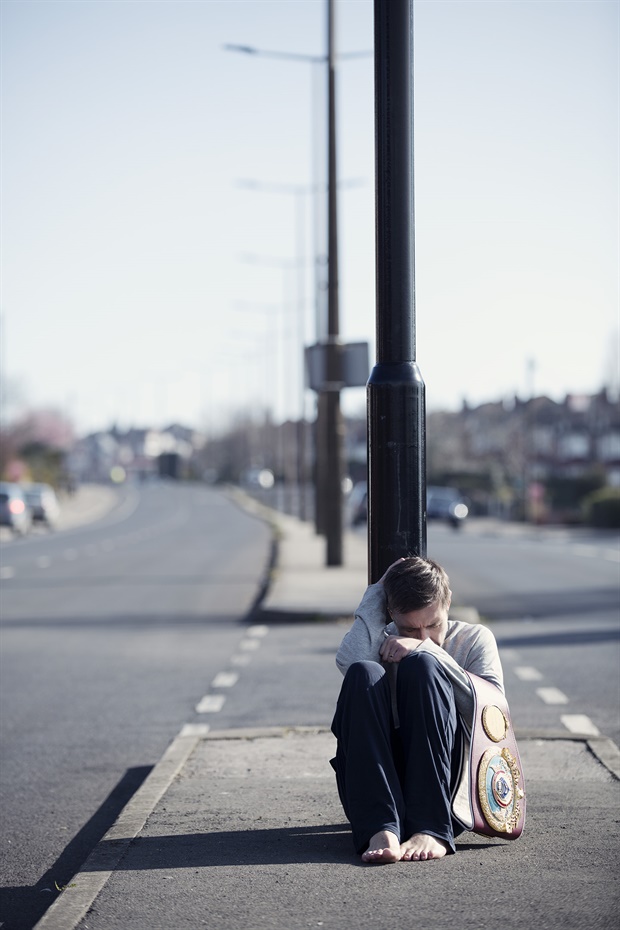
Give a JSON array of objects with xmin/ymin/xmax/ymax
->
[{"xmin": 383, "ymin": 556, "xmax": 451, "ymax": 614}]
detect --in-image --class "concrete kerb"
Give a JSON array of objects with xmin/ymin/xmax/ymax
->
[{"xmin": 32, "ymin": 732, "xmax": 203, "ymax": 930}]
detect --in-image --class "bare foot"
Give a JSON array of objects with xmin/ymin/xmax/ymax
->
[
  {"xmin": 361, "ymin": 830, "xmax": 401, "ymax": 864},
  {"xmin": 400, "ymin": 833, "xmax": 449, "ymax": 861}
]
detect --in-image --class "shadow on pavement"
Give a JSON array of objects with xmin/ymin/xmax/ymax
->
[
  {"xmin": 89, "ymin": 824, "xmax": 354, "ymax": 871},
  {"xmin": 496, "ymin": 627, "xmax": 619, "ymax": 649},
  {"xmin": 0, "ymin": 766, "xmax": 151, "ymax": 930}
]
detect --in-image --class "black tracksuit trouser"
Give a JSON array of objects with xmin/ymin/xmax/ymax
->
[{"xmin": 330, "ymin": 650, "xmax": 462, "ymax": 854}]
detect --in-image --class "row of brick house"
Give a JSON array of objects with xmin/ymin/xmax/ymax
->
[{"xmin": 422, "ymin": 389, "xmax": 620, "ymax": 520}]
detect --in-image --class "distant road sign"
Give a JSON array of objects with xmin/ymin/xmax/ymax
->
[{"xmin": 305, "ymin": 341, "xmax": 370, "ymax": 391}]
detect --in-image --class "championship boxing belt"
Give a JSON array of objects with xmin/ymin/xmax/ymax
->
[{"xmin": 465, "ymin": 671, "xmax": 526, "ymax": 840}]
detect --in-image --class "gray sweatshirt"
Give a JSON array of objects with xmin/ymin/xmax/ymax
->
[{"xmin": 335, "ymin": 582, "xmax": 505, "ymax": 829}]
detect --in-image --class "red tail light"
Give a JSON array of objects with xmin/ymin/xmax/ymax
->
[{"xmin": 9, "ymin": 500, "xmax": 25, "ymax": 515}]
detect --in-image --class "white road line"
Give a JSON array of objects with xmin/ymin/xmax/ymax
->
[
  {"xmin": 211, "ymin": 672, "xmax": 239, "ymax": 688},
  {"xmin": 247, "ymin": 624, "xmax": 269, "ymax": 638},
  {"xmin": 0, "ymin": 566, "xmax": 15, "ymax": 580},
  {"xmin": 231, "ymin": 654, "xmax": 252, "ymax": 667},
  {"xmin": 180, "ymin": 723, "xmax": 211, "ymax": 737},
  {"xmin": 195, "ymin": 695, "xmax": 226, "ymax": 713},
  {"xmin": 240, "ymin": 639, "xmax": 260, "ymax": 651},
  {"xmin": 36, "ymin": 556, "xmax": 52, "ymax": 568},
  {"xmin": 536, "ymin": 686, "xmax": 569, "ymax": 705},
  {"xmin": 514, "ymin": 666, "xmax": 543, "ymax": 681},
  {"xmin": 604, "ymin": 550, "xmax": 620, "ymax": 562},
  {"xmin": 63, "ymin": 549, "xmax": 78, "ymax": 560},
  {"xmin": 561, "ymin": 714, "xmax": 601, "ymax": 736}
]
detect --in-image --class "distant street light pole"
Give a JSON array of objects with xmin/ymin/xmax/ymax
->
[
  {"xmin": 230, "ymin": 300, "xmax": 280, "ymax": 466},
  {"xmin": 239, "ymin": 252, "xmax": 299, "ymax": 513},
  {"xmin": 237, "ymin": 179, "xmax": 312, "ymax": 520},
  {"xmin": 323, "ymin": 0, "xmax": 344, "ymax": 566},
  {"xmin": 368, "ymin": 0, "xmax": 426, "ymax": 583}
]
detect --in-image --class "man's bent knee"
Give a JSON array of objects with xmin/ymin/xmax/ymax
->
[
  {"xmin": 344, "ymin": 660, "xmax": 386, "ymax": 689},
  {"xmin": 398, "ymin": 650, "xmax": 446, "ymax": 684}
]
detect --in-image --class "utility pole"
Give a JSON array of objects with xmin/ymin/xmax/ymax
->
[
  {"xmin": 368, "ymin": 0, "xmax": 426, "ymax": 583},
  {"xmin": 322, "ymin": 0, "xmax": 344, "ymax": 566}
]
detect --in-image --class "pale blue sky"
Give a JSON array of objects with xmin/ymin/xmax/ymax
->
[{"xmin": 1, "ymin": 0, "xmax": 618, "ymax": 435}]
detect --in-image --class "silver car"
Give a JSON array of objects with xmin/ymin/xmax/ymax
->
[
  {"xmin": 0, "ymin": 482, "xmax": 33, "ymax": 535},
  {"xmin": 21, "ymin": 483, "xmax": 61, "ymax": 528}
]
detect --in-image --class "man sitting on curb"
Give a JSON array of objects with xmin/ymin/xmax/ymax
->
[{"xmin": 330, "ymin": 555, "xmax": 504, "ymax": 863}]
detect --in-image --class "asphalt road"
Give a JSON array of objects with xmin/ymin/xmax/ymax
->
[{"xmin": 0, "ymin": 482, "xmax": 271, "ymax": 930}]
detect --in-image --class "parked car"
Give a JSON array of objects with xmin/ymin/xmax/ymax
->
[
  {"xmin": 349, "ymin": 482, "xmax": 469, "ymax": 529},
  {"xmin": 426, "ymin": 485, "xmax": 469, "ymax": 528},
  {"xmin": 0, "ymin": 482, "xmax": 33, "ymax": 536},
  {"xmin": 21, "ymin": 483, "xmax": 61, "ymax": 528}
]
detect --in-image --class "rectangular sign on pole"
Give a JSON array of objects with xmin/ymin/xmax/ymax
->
[{"xmin": 305, "ymin": 341, "xmax": 370, "ymax": 391}]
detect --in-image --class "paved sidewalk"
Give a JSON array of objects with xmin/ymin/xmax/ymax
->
[
  {"xmin": 55, "ymin": 484, "xmax": 120, "ymax": 531},
  {"xmin": 34, "ymin": 495, "xmax": 620, "ymax": 930}
]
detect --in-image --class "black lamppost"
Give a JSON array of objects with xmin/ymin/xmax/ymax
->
[
  {"xmin": 323, "ymin": 0, "xmax": 344, "ymax": 565},
  {"xmin": 368, "ymin": 0, "xmax": 426, "ymax": 582}
]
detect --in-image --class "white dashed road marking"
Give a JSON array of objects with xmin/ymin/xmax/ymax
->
[
  {"xmin": 191, "ymin": 627, "xmax": 269, "ymax": 720},
  {"xmin": 195, "ymin": 695, "xmax": 226, "ymax": 713},
  {"xmin": 180, "ymin": 723, "xmax": 211, "ymax": 737},
  {"xmin": 514, "ymin": 666, "xmax": 543, "ymax": 681},
  {"xmin": 561, "ymin": 714, "xmax": 601, "ymax": 736},
  {"xmin": 247, "ymin": 624, "xmax": 269, "ymax": 637},
  {"xmin": 36, "ymin": 556, "xmax": 52, "ymax": 568},
  {"xmin": 63, "ymin": 549, "xmax": 78, "ymax": 560},
  {"xmin": 537, "ymin": 687, "xmax": 569, "ymax": 705},
  {"xmin": 0, "ymin": 566, "xmax": 15, "ymax": 580},
  {"xmin": 211, "ymin": 672, "xmax": 239, "ymax": 688}
]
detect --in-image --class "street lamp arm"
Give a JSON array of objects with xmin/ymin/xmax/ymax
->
[
  {"xmin": 223, "ymin": 43, "xmax": 325, "ymax": 63},
  {"xmin": 223, "ymin": 44, "xmax": 371, "ymax": 63}
]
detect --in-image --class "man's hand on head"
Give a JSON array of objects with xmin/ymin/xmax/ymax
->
[
  {"xmin": 380, "ymin": 634, "xmax": 422, "ymax": 664},
  {"xmin": 377, "ymin": 558, "xmax": 406, "ymax": 585}
]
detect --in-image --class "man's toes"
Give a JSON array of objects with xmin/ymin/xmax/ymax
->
[{"xmin": 362, "ymin": 848, "xmax": 383, "ymax": 861}]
